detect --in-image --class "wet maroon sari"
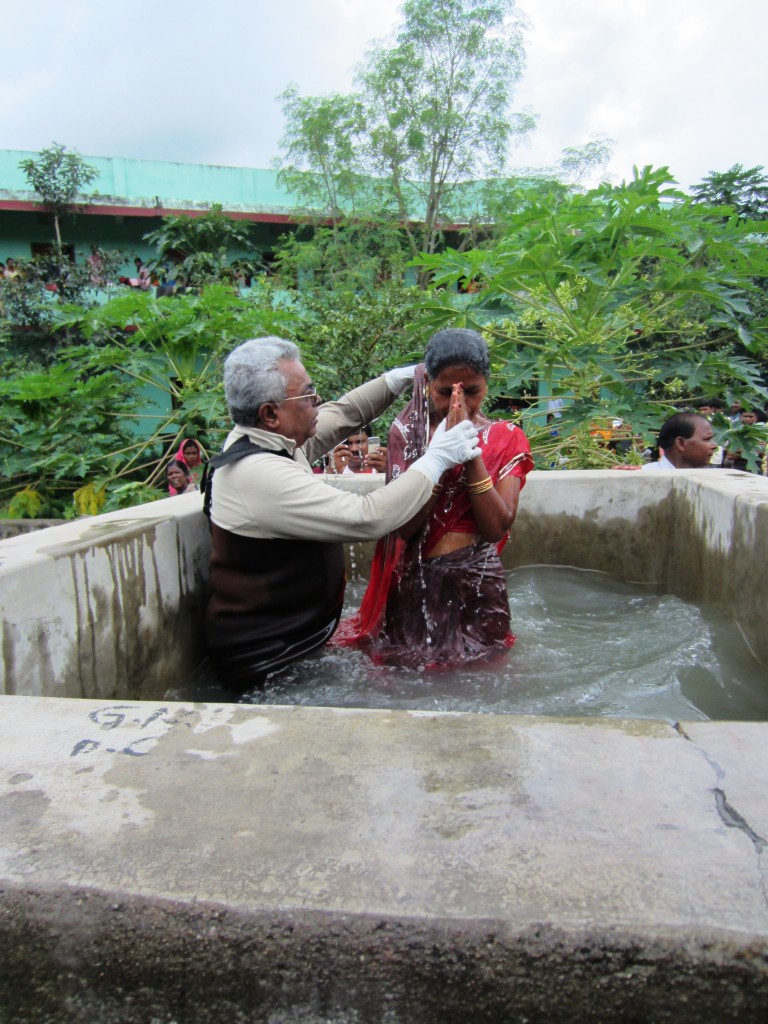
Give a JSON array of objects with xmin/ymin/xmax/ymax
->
[{"xmin": 332, "ymin": 366, "xmax": 533, "ymax": 668}]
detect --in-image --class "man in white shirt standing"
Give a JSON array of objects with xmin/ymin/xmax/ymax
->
[{"xmin": 641, "ymin": 412, "xmax": 718, "ymax": 471}]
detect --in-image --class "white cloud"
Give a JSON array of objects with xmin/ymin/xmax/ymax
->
[
  {"xmin": 515, "ymin": 0, "xmax": 768, "ymax": 189},
  {"xmin": 0, "ymin": 0, "xmax": 765, "ymax": 191}
]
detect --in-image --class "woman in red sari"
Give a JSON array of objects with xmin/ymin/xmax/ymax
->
[{"xmin": 334, "ymin": 328, "xmax": 533, "ymax": 668}]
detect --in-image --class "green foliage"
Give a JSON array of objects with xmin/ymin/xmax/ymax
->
[
  {"xmin": 274, "ymin": 220, "xmax": 409, "ymax": 292},
  {"xmin": 143, "ymin": 204, "xmax": 261, "ymax": 290},
  {"xmin": 73, "ymin": 482, "xmax": 107, "ymax": 516},
  {"xmin": 690, "ymin": 164, "xmax": 768, "ymax": 363},
  {"xmin": 287, "ymin": 284, "xmax": 427, "ymax": 399},
  {"xmin": 144, "ymin": 204, "xmax": 255, "ymax": 260},
  {"xmin": 5, "ymin": 162, "xmax": 768, "ymax": 514},
  {"xmin": 18, "ymin": 144, "xmax": 99, "ymax": 255},
  {"xmin": 715, "ymin": 417, "xmax": 766, "ymax": 472},
  {"xmin": 415, "ymin": 166, "xmax": 768, "ymax": 466},
  {"xmin": 0, "ymin": 251, "xmax": 126, "ymax": 342},
  {"xmin": 690, "ymin": 164, "xmax": 768, "ymax": 221},
  {"xmin": 7, "ymin": 487, "xmax": 46, "ymax": 519},
  {"xmin": 0, "ymin": 353, "xmax": 136, "ymax": 514},
  {"xmin": 0, "ymin": 278, "xmax": 431, "ymax": 515},
  {"xmin": 18, "ymin": 143, "xmax": 99, "ymax": 210},
  {"xmin": 102, "ymin": 481, "xmax": 166, "ymax": 512},
  {"xmin": 0, "ymin": 283, "xmax": 296, "ymax": 514}
]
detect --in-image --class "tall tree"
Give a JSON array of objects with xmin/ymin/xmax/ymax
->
[
  {"xmin": 359, "ymin": 0, "xmax": 531, "ymax": 260},
  {"xmin": 276, "ymin": 0, "xmax": 532, "ymax": 282},
  {"xmin": 276, "ymin": 89, "xmax": 369, "ymax": 227},
  {"xmin": 18, "ymin": 143, "xmax": 99, "ymax": 259}
]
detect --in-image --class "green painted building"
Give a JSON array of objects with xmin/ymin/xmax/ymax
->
[{"xmin": 0, "ymin": 149, "xmax": 302, "ymax": 275}]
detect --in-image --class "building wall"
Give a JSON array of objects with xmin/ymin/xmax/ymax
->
[
  {"xmin": 0, "ymin": 148, "xmax": 301, "ymax": 276},
  {"xmin": 0, "ymin": 149, "xmax": 295, "ymax": 212}
]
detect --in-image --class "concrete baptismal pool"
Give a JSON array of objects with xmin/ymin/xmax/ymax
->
[{"xmin": 1, "ymin": 469, "xmax": 767, "ymax": 1023}]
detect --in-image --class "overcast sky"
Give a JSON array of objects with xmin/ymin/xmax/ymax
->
[{"xmin": 1, "ymin": 0, "xmax": 765, "ymax": 194}]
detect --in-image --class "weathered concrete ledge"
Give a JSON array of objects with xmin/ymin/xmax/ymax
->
[
  {"xmin": 1, "ymin": 471, "xmax": 768, "ymax": 1019},
  {"xmin": 0, "ymin": 493, "xmax": 210, "ymax": 700},
  {"xmin": 3, "ymin": 469, "xmax": 768, "ymax": 698},
  {"xmin": 1, "ymin": 696, "xmax": 767, "ymax": 1022},
  {"xmin": 0, "ymin": 519, "xmax": 65, "ymax": 540}
]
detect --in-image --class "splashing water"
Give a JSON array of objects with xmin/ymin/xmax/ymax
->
[{"xmin": 173, "ymin": 566, "xmax": 768, "ymax": 722}]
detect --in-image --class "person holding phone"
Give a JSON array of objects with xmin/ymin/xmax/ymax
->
[{"xmin": 330, "ymin": 425, "xmax": 388, "ymax": 474}]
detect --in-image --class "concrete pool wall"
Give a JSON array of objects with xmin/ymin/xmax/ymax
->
[
  {"xmin": 1, "ymin": 469, "xmax": 767, "ymax": 1022},
  {"xmin": 3, "ymin": 469, "xmax": 768, "ymax": 700}
]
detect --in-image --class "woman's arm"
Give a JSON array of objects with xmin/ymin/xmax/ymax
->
[
  {"xmin": 447, "ymin": 382, "xmax": 524, "ymax": 541},
  {"xmin": 463, "ymin": 456, "xmax": 522, "ymax": 542}
]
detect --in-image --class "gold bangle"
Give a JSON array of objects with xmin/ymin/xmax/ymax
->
[
  {"xmin": 431, "ymin": 483, "xmax": 444, "ymax": 495},
  {"xmin": 468, "ymin": 480, "xmax": 494, "ymax": 495},
  {"xmin": 465, "ymin": 476, "xmax": 494, "ymax": 495}
]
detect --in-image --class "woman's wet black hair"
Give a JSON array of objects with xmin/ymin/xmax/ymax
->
[
  {"xmin": 166, "ymin": 459, "xmax": 190, "ymax": 476},
  {"xmin": 424, "ymin": 328, "xmax": 490, "ymax": 380}
]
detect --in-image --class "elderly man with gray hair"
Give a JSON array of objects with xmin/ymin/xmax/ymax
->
[{"xmin": 205, "ymin": 336, "xmax": 481, "ymax": 691}]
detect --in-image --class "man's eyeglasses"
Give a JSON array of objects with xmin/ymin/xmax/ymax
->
[{"xmin": 278, "ymin": 387, "xmax": 322, "ymax": 408}]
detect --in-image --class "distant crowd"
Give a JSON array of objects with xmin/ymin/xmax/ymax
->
[{"xmin": 693, "ymin": 397, "xmax": 767, "ymax": 473}]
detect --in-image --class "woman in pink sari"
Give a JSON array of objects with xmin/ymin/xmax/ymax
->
[
  {"xmin": 168, "ymin": 438, "xmax": 205, "ymax": 494},
  {"xmin": 333, "ymin": 328, "xmax": 533, "ymax": 668}
]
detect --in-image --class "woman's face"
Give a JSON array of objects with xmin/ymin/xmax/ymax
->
[
  {"xmin": 167, "ymin": 464, "xmax": 189, "ymax": 490},
  {"xmin": 183, "ymin": 442, "xmax": 201, "ymax": 467},
  {"xmin": 428, "ymin": 363, "xmax": 488, "ymax": 421}
]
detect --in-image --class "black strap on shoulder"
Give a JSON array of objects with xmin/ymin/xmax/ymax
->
[{"xmin": 202, "ymin": 436, "xmax": 293, "ymax": 522}]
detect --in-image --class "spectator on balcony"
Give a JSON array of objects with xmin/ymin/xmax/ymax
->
[{"xmin": 128, "ymin": 257, "xmax": 152, "ymax": 290}]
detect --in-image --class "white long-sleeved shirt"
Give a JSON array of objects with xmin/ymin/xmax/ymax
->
[
  {"xmin": 211, "ymin": 375, "xmax": 433, "ymax": 542},
  {"xmin": 640, "ymin": 453, "xmax": 678, "ymax": 471}
]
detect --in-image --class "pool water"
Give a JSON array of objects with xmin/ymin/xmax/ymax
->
[{"xmin": 172, "ymin": 566, "xmax": 768, "ymax": 722}]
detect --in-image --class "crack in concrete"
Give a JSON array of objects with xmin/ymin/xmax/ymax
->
[
  {"xmin": 673, "ymin": 722, "xmax": 768, "ymax": 909},
  {"xmin": 673, "ymin": 720, "xmax": 726, "ymax": 783},
  {"xmin": 713, "ymin": 788, "xmax": 767, "ymax": 854},
  {"xmin": 712, "ymin": 786, "xmax": 768, "ymax": 911}
]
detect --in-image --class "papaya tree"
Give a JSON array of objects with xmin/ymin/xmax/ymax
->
[
  {"xmin": 415, "ymin": 166, "xmax": 768, "ymax": 466},
  {"xmin": 0, "ymin": 283, "xmax": 297, "ymax": 516},
  {"xmin": 143, "ymin": 204, "xmax": 261, "ymax": 289}
]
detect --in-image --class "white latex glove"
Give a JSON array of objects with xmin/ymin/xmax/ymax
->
[
  {"xmin": 411, "ymin": 419, "xmax": 481, "ymax": 485},
  {"xmin": 383, "ymin": 364, "xmax": 419, "ymax": 396}
]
